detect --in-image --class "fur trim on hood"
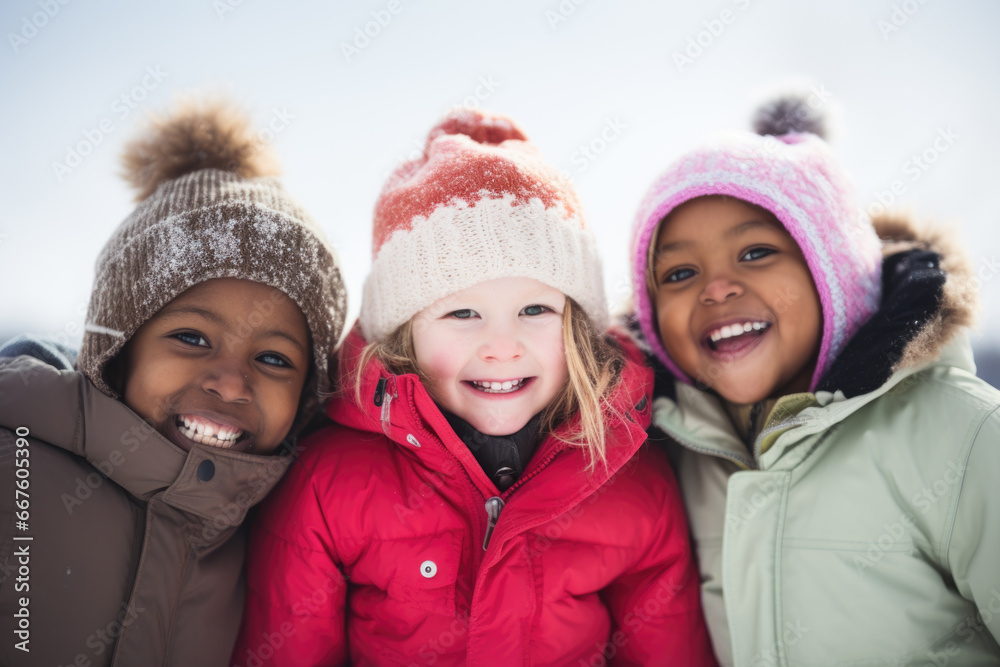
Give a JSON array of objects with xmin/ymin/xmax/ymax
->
[{"xmin": 871, "ymin": 211, "xmax": 978, "ymax": 372}]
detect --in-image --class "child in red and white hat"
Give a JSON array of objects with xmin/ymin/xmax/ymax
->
[{"xmin": 234, "ymin": 109, "xmax": 717, "ymax": 666}]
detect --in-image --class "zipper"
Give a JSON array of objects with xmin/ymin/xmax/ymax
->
[
  {"xmin": 500, "ymin": 441, "xmax": 568, "ymax": 498},
  {"xmin": 409, "ymin": 409, "xmax": 493, "ymax": 558},
  {"xmin": 482, "ymin": 497, "xmax": 505, "ymax": 550},
  {"xmin": 377, "ymin": 376, "xmax": 397, "ymax": 438},
  {"xmin": 480, "ymin": 442, "xmax": 567, "ymax": 551}
]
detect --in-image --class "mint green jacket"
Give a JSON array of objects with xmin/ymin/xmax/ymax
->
[{"xmin": 649, "ymin": 220, "xmax": 1000, "ymax": 666}]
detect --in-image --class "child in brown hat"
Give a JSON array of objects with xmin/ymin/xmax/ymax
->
[{"xmin": 0, "ymin": 98, "xmax": 346, "ymax": 667}]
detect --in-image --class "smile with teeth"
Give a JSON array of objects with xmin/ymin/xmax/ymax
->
[
  {"xmin": 707, "ymin": 321, "xmax": 770, "ymax": 345},
  {"xmin": 176, "ymin": 415, "xmax": 244, "ymax": 448},
  {"xmin": 469, "ymin": 378, "xmax": 527, "ymax": 394}
]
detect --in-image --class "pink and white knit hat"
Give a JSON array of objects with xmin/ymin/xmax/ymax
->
[
  {"xmin": 631, "ymin": 93, "xmax": 883, "ymax": 391},
  {"xmin": 360, "ymin": 109, "xmax": 607, "ymax": 341}
]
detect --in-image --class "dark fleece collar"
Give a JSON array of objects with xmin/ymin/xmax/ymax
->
[
  {"xmin": 626, "ymin": 247, "xmax": 946, "ymax": 402},
  {"xmin": 445, "ymin": 412, "xmax": 543, "ymax": 492}
]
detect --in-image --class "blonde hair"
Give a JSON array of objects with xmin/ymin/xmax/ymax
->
[{"xmin": 353, "ymin": 297, "xmax": 624, "ymax": 471}]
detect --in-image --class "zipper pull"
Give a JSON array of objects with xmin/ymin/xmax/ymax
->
[
  {"xmin": 482, "ymin": 496, "xmax": 505, "ymax": 551},
  {"xmin": 379, "ymin": 376, "xmax": 397, "ymax": 438}
]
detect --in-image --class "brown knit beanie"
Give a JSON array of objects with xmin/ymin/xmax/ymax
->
[{"xmin": 78, "ymin": 97, "xmax": 347, "ymax": 398}]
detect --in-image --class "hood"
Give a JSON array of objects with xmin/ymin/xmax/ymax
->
[
  {"xmin": 868, "ymin": 211, "xmax": 978, "ymax": 370},
  {"xmin": 624, "ymin": 210, "xmax": 980, "ymax": 400},
  {"xmin": 326, "ymin": 323, "xmax": 654, "ymax": 502},
  {"xmin": 815, "ymin": 211, "xmax": 978, "ymax": 396}
]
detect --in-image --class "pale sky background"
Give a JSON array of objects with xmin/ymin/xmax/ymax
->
[{"xmin": 2, "ymin": 0, "xmax": 998, "ymax": 359}]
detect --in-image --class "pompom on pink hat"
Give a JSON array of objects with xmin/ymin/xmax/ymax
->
[
  {"xmin": 631, "ymin": 91, "xmax": 883, "ymax": 391},
  {"xmin": 361, "ymin": 108, "xmax": 607, "ymax": 342}
]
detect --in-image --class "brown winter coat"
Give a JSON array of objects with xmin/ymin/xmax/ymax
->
[{"xmin": 0, "ymin": 355, "xmax": 292, "ymax": 667}]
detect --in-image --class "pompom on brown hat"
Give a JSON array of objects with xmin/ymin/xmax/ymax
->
[{"xmin": 79, "ymin": 97, "xmax": 347, "ymax": 398}]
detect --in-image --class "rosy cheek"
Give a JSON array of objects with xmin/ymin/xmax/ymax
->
[{"xmin": 423, "ymin": 349, "xmax": 458, "ymax": 382}]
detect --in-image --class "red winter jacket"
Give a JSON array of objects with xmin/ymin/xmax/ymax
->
[{"xmin": 235, "ymin": 327, "xmax": 716, "ymax": 666}]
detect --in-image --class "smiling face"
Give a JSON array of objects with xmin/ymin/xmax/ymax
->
[
  {"xmin": 651, "ymin": 196, "xmax": 822, "ymax": 404},
  {"xmin": 411, "ymin": 277, "xmax": 569, "ymax": 436},
  {"xmin": 119, "ymin": 278, "xmax": 311, "ymax": 455}
]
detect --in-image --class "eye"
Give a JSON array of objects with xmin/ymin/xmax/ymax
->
[
  {"xmin": 520, "ymin": 304, "xmax": 553, "ymax": 316},
  {"xmin": 661, "ymin": 267, "xmax": 696, "ymax": 285},
  {"xmin": 258, "ymin": 352, "xmax": 293, "ymax": 369},
  {"xmin": 447, "ymin": 309, "xmax": 478, "ymax": 319},
  {"xmin": 172, "ymin": 332, "xmax": 209, "ymax": 347},
  {"xmin": 740, "ymin": 246, "xmax": 776, "ymax": 262}
]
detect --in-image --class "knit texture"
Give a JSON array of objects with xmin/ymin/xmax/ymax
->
[
  {"xmin": 80, "ymin": 167, "xmax": 347, "ymax": 397},
  {"xmin": 360, "ymin": 109, "xmax": 606, "ymax": 341},
  {"xmin": 631, "ymin": 131, "xmax": 883, "ymax": 390}
]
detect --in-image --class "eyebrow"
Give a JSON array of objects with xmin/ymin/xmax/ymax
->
[
  {"xmin": 157, "ymin": 305, "xmax": 308, "ymax": 354},
  {"xmin": 725, "ymin": 218, "xmax": 775, "ymax": 238},
  {"xmin": 655, "ymin": 218, "xmax": 775, "ymax": 257},
  {"xmin": 655, "ymin": 239, "xmax": 694, "ymax": 256}
]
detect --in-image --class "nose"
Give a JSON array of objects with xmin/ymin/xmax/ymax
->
[
  {"xmin": 201, "ymin": 360, "xmax": 253, "ymax": 403},
  {"xmin": 699, "ymin": 274, "xmax": 744, "ymax": 305},
  {"xmin": 478, "ymin": 323, "xmax": 525, "ymax": 363}
]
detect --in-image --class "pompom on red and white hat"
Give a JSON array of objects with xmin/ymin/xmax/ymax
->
[{"xmin": 360, "ymin": 108, "xmax": 607, "ymax": 341}]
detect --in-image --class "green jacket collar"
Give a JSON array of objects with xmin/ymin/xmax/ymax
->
[{"xmin": 653, "ymin": 333, "xmax": 976, "ymax": 470}]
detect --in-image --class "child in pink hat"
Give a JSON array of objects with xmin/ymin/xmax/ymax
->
[{"xmin": 628, "ymin": 90, "xmax": 1000, "ymax": 665}]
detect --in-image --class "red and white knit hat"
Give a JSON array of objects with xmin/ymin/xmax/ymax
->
[{"xmin": 360, "ymin": 109, "xmax": 607, "ymax": 341}]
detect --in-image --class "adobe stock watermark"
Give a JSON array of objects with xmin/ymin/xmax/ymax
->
[
  {"xmin": 853, "ymin": 456, "xmax": 964, "ymax": 576},
  {"xmin": 609, "ymin": 271, "xmax": 633, "ymax": 302},
  {"xmin": 409, "ymin": 617, "xmax": 470, "ymax": 665},
  {"xmin": 578, "ymin": 576, "xmax": 685, "ymax": 666},
  {"xmin": 749, "ymin": 619, "xmax": 810, "ymax": 667},
  {"xmin": 877, "ymin": 0, "xmax": 930, "ymax": 40},
  {"xmin": 920, "ymin": 588, "xmax": 1000, "ymax": 666},
  {"xmin": 57, "ymin": 394, "xmax": 186, "ymax": 514},
  {"xmin": 213, "ymin": 0, "xmax": 248, "ymax": 20},
  {"xmin": 567, "ymin": 117, "xmax": 628, "ymax": 175},
  {"xmin": 673, "ymin": 0, "xmax": 753, "ymax": 73},
  {"xmin": 517, "ymin": 461, "xmax": 629, "ymax": 564},
  {"xmin": 62, "ymin": 602, "xmax": 147, "ymax": 665},
  {"xmin": 59, "ymin": 422, "xmax": 154, "ymax": 514},
  {"xmin": 970, "ymin": 254, "xmax": 1000, "ymax": 293},
  {"xmin": 340, "ymin": 0, "xmax": 403, "ymax": 63},
  {"xmin": 235, "ymin": 572, "xmax": 347, "ymax": 667},
  {"xmin": 51, "ymin": 65, "xmax": 169, "ymax": 182},
  {"xmin": 863, "ymin": 126, "xmax": 958, "ymax": 218},
  {"xmin": 384, "ymin": 75, "xmax": 501, "ymax": 173},
  {"xmin": 189, "ymin": 449, "xmax": 293, "ymax": 549},
  {"xmin": 7, "ymin": 0, "xmax": 72, "ymax": 54},
  {"xmin": 36, "ymin": 299, "xmax": 88, "ymax": 351},
  {"xmin": 391, "ymin": 456, "xmax": 465, "ymax": 524},
  {"xmin": 221, "ymin": 287, "xmax": 296, "ymax": 353},
  {"xmin": 252, "ymin": 106, "xmax": 294, "ymax": 147},
  {"xmin": 726, "ymin": 476, "xmax": 784, "ymax": 533},
  {"xmin": 545, "ymin": 0, "xmax": 587, "ymax": 31}
]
